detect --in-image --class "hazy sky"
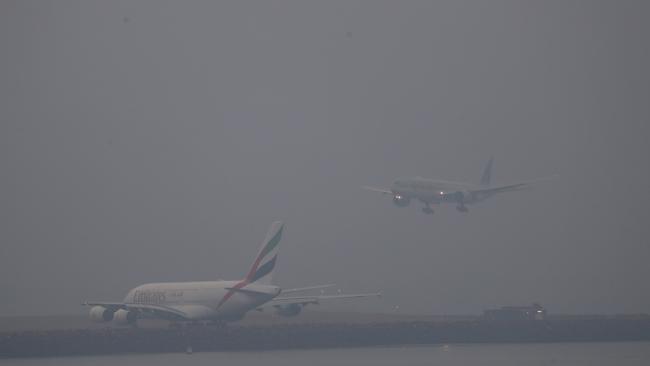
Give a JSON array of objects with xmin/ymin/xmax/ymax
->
[{"xmin": 1, "ymin": 0, "xmax": 649, "ymax": 316}]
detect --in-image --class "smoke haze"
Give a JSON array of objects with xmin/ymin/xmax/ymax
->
[{"xmin": 1, "ymin": 0, "xmax": 649, "ymax": 316}]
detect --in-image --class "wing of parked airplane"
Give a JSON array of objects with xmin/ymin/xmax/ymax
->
[
  {"xmin": 83, "ymin": 301, "xmax": 124, "ymax": 311},
  {"xmin": 259, "ymin": 291, "xmax": 381, "ymax": 314},
  {"xmin": 256, "ymin": 287, "xmax": 381, "ymax": 317},
  {"xmin": 269, "ymin": 292, "xmax": 382, "ymax": 306},
  {"xmin": 83, "ymin": 301, "xmax": 191, "ymax": 321},
  {"xmin": 281, "ymin": 284, "xmax": 336, "ymax": 294}
]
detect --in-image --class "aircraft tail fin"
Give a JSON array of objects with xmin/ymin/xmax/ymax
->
[
  {"xmin": 244, "ymin": 221, "xmax": 284, "ymax": 285},
  {"xmin": 480, "ymin": 156, "xmax": 494, "ymax": 187}
]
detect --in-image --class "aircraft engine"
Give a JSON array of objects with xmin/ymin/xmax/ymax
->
[
  {"xmin": 275, "ymin": 303, "xmax": 303, "ymax": 317},
  {"xmin": 392, "ymin": 195, "xmax": 410, "ymax": 207},
  {"xmin": 112, "ymin": 309, "xmax": 137, "ymax": 325},
  {"xmin": 453, "ymin": 191, "xmax": 475, "ymax": 203},
  {"xmin": 89, "ymin": 306, "xmax": 114, "ymax": 322}
]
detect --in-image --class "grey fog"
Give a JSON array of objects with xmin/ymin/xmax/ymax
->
[{"xmin": 1, "ymin": 0, "xmax": 649, "ymax": 318}]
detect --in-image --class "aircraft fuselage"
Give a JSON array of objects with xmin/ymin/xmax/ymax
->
[
  {"xmin": 124, "ymin": 281, "xmax": 281, "ymax": 320},
  {"xmin": 391, "ymin": 177, "xmax": 489, "ymax": 205}
]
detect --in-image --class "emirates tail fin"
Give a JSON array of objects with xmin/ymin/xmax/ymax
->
[{"xmin": 244, "ymin": 221, "xmax": 284, "ymax": 285}]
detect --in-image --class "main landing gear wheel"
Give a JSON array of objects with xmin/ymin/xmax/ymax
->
[
  {"xmin": 456, "ymin": 205, "xmax": 469, "ymax": 213},
  {"xmin": 422, "ymin": 206, "xmax": 434, "ymax": 215}
]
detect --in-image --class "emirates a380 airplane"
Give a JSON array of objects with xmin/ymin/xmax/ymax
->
[{"xmin": 84, "ymin": 222, "xmax": 379, "ymax": 326}]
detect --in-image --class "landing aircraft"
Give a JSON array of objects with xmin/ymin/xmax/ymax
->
[
  {"xmin": 363, "ymin": 158, "xmax": 552, "ymax": 214},
  {"xmin": 84, "ymin": 222, "xmax": 379, "ymax": 326}
]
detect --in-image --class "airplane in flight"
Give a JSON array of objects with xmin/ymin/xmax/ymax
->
[
  {"xmin": 363, "ymin": 158, "xmax": 553, "ymax": 214},
  {"xmin": 84, "ymin": 221, "xmax": 379, "ymax": 326}
]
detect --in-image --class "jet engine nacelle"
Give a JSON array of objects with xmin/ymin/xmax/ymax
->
[
  {"xmin": 89, "ymin": 306, "xmax": 114, "ymax": 322},
  {"xmin": 392, "ymin": 195, "xmax": 411, "ymax": 207},
  {"xmin": 275, "ymin": 303, "xmax": 303, "ymax": 317},
  {"xmin": 112, "ymin": 309, "xmax": 137, "ymax": 325}
]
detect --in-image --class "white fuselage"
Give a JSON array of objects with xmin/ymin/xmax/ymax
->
[{"xmin": 124, "ymin": 281, "xmax": 281, "ymax": 321}]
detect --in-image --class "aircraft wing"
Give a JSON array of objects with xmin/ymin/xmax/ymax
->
[
  {"xmin": 361, "ymin": 186, "xmax": 393, "ymax": 195},
  {"xmin": 281, "ymin": 284, "xmax": 336, "ymax": 294},
  {"xmin": 83, "ymin": 301, "xmax": 125, "ymax": 311},
  {"xmin": 470, "ymin": 182, "xmax": 530, "ymax": 196},
  {"xmin": 266, "ymin": 292, "xmax": 382, "ymax": 307},
  {"xmin": 469, "ymin": 175, "xmax": 558, "ymax": 196},
  {"xmin": 83, "ymin": 301, "xmax": 191, "ymax": 321}
]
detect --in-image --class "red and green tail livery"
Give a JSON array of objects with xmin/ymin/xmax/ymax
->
[{"xmin": 245, "ymin": 221, "xmax": 283, "ymax": 285}]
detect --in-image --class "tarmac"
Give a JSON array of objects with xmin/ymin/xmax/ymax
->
[{"xmin": 2, "ymin": 312, "xmax": 650, "ymax": 358}]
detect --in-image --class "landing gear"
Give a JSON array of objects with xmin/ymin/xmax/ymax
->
[
  {"xmin": 420, "ymin": 200, "xmax": 434, "ymax": 214},
  {"xmin": 456, "ymin": 204, "xmax": 469, "ymax": 213}
]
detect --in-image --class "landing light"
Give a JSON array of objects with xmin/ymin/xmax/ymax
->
[{"xmin": 439, "ymin": 191, "xmax": 444, "ymax": 195}]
